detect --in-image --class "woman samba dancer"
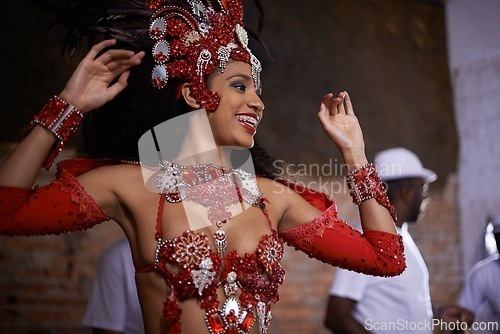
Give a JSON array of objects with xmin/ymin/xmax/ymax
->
[{"xmin": 0, "ymin": 0, "xmax": 405, "ymax": 333}]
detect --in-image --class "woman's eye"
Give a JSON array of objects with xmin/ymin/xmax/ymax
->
[{"xmin": 232, "ymin": 83, "xmax": 246, "ymax": 91}]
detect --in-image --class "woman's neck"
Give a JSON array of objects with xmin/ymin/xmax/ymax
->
[{"xmin": 175, "ymin": 146, "xmax": 232, "ymax": 168}]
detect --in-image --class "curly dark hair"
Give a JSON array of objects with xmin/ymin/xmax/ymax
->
[
  {"xmin": 78, "ymin": 54, "xmax": 185, "ymax": 161},
  {"xmin": 36, "ymin": 0, "xmax": 283, "ymax": 179}
]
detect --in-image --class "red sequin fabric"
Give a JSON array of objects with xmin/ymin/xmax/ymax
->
[
  {"xmin": 0, "ymin": 161, "xmax": 108, "ymax": 236},
  {"xmin": 153, "ymin": 228, "xmax": 284, "ymax": 334},
  {"xmin": 25, "ymin": 96, "xmax": 83, "ymax": 170},
  {"xmin": 279, "ymin": 204, "xmax": 406, "ymax": 277},
  {"xmin": 346, "ymin": 163, "xmax": 397, "ymax": 222}
]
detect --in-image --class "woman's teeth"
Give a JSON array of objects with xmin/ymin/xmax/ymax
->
[{"xmin": 235, "ymin": 115, "xmax": 258, "ymax": 128}]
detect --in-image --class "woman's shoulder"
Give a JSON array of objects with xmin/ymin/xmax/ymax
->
[
  {"xmin": 63, "ymin": 158, "xmax": 155, "ymax": 215},
  {"xmin": 256, "ymin": 177, "xmax": 296, "ymax": 197},
  {"xmin": 257, "ymin": 177, "xmax": 334, "ymax": 212},
  {"xmin": 59, "ymin": 158, "xmax": 145, "ymax": 192},
  {"xmin": 58, "ymin": 158, "xmax": 140, "ymax": 177}
]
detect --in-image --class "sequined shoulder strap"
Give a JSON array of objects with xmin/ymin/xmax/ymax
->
[
  {"xmin": 259, "ymin": 197, "xmax": 273, "ymax": 230},
  {"xmin": 134, "ymin": 193, "xmax": 166, "ymax": 274},
  {"xmin": 155, "ymin": 193, "xmax": 167, "ymax": 240}
]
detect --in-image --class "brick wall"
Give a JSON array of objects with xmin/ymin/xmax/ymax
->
[{"xmin": 0, "ymin": 225, "xmax": 123, "ymax": 334}]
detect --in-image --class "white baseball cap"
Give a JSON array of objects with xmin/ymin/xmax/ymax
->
[{"xmin": 374, "ymin": 147, "xmax": 437, "ymax": 183}]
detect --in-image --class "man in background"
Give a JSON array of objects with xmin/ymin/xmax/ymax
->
[
  {"xmin": 324, "ymin": 147, "xmax": 437, "ymax": 334},
  {"xmin": 82, "ymin": 238, "xmax": 144, "ymax": 334},
  {"xmin": 455, "ymin": 216, "xmax": 500, "ymax": 333}
]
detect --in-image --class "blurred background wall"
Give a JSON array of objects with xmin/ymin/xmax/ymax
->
[
  {"xmin": 445, "ymin": 0, "xmax": 500, "ymax": 274},
  {"xmin": 0, "ymin": 0, "xmax": 498, "ymax": 333}
]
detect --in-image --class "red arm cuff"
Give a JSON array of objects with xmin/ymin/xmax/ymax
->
[
  {"xmin": 0, "ymin": 164, "xmax": 109, "ymax": 236},
  {"xmin": 279, "ymin": 205, "xmax": 406, "ymax": 277}
]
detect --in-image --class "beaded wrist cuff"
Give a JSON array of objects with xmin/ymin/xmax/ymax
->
[
  {"xmin": 346, "ymin": 163, "xmax": 397, "ymax": 222},
  {"xmin": 28, "ymin": 96, "xmax": 83, "ymax": 170}
]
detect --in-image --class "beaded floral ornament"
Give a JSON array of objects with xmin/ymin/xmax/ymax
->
[{"xmin": 146, "ymin": 0, "xmax": 262, "ymax": 112}]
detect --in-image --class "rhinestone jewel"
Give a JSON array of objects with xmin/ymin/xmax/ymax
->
[
  {"xmin": 224, "ymin": 271, "xmax": 239, "ymax": 297},
  {"xmin": 214, "ymin": 229, "xmax": 228, "ymax": 258},
  {"xmin": 192, "ymin": 257, "xmax": 216, "ymax": 295},
  {"xmin": 235, "ymin": 24, "xmax": 248, "ymax": 48}
]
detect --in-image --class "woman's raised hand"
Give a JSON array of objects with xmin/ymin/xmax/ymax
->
[
  {"xmin": 317, "ymin": 91, "xmax": 367, "ymax": 169},
  {"xmin": 59, "ymin": 39, "xmax": 145, "ymax": 113}
]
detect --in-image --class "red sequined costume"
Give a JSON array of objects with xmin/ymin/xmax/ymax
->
[{"xmin": 0, "ymin": 159, "xmax": 405, "ymax": 333}]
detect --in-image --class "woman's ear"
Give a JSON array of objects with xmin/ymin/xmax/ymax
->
[{"xmin": 180, "ymin": 82, "xmax": 201, "ymax": 109}]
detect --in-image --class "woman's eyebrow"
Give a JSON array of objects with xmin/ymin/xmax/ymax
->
[{"xmin": 227, "ymin": 74, "xmax": 252, "ymax": 81}]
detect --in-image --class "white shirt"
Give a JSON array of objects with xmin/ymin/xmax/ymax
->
[
  {"xmin": 459, "ymin": 254, "xmax": 500, "ymax": 334},
  {"xmin": 329, "ymin": 224, "xmax": 433, "ymax": 334},
  {"xmin": 82, "ymin": 238, "xmax": 144, "ymax": 334}
]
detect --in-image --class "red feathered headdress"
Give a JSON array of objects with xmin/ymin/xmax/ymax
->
[{"xmin": 146, "ymin": 0, "xmax": 262, "ymax": 111}]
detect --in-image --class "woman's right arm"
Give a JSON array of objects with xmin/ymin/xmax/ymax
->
[
  {"xmin": 0, "ymin": 39, "xmax": 144, "ymax": 188},
  {"xmin": 0, "ymin": 39, "xmax": 145, "ymax": 235}
]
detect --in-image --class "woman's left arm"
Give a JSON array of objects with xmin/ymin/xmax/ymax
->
[
  {"xmin": 317, "ymin": 91, "xmax": 397, "ymax": 233},
  {"xmin": 273, "ymin": 180, "xmax": 405, "ymax": 277},
  {"xmin": 275, "ymin": 91, "xmax": 405, "ymax": 276}
]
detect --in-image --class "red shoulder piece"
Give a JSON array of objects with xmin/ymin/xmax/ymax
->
[
  {"xmin": 276, "ymin": 179, "xmax": 333, "ymax": 211},
  {"xmin": 279, "ymin": 205, "xmax": 406, "ymax": 277},
  {"xmin": 0, "ymin": 158, "xmax": 120, "ymax": 236}
]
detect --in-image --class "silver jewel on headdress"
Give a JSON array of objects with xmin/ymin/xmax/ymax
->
[
  {"xmin": 198, "ymin": 22, "xmax": 211, "ymax": 36},
  {"xmin": 196, "ymin": 49, "xmax": 212, "ymax": 80},
  {"xmin": 250, "ymin": 54, "xmax": 262, "ymax": 94},
  {"xmin": 234, "ymin": 24, "xmax": 262, "ymax": 93},
  {"xmin": 217, "ymin": 43, "xmax": 238, "ymax": 73},
  {"xmin": 149, "ymin": 17, "xmax": 167, "ymax": 40},
  {"xmin": 184, "ymin": 31, "xmax": 201, "ymax": 45},
  {"xmin": 235, "ymin": 24, "xmax": 249, "ymax": 48},
  {"xmin": 152, "ymin": 64, "xmax": 169, "ymax": 88},
  {"xmin": 191, "ymin": 257, "xmax": 216, "ymax": 296},
  {"xmin": 153, "ymin": 40, "xmax": 170, "ymax": 64},
  {"xmin": 186, "ymin": 0, "xmax": 207, "ymax": 22}
]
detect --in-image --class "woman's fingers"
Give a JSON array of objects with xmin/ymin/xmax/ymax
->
[
  {"xmin": 320, "ymin": 92, "xmax": 347, "ymax": 116},
  {"xmin": 85, "ymin": 39, "xmax": 117, "ymax": 61},
  {"xmin": 317, "ymin": 100, "xmax": 328, "ymax": 123},
  {"xmin": 343, "ymin": 91, "xmax": 355, "ymax": 115},
  {"xmin": 318, "ymin": 93, "xmax": 334, "ymax": 120},
  {"xmin": 336, "ymin": 92, "xmax": 346, "ymax": 114},
  {"xmin": 105, "ymin": 52, "xmax": 144, "ymax": 97},
  {"xmin": 97, "ymin": 49, "xmax": 137, "ymax": 67},
  {"xmin": 107, "ymin": 51, "xmax": 145, "ymax": 72},
  {"xmin": 318, "ymin": 91, "xmax": 355, "ymax": 122},
  {"xmin": 321, "ymin": 93, "xmax": 334, "ymax": 106},
  {"xmin": 106, "ymin": 70, "xmax": 131, "ymax": 98}
]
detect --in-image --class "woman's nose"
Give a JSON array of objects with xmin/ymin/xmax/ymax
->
[{"xmin": 249, "ymin": 94, "xmax": 264, "ymax": 115}]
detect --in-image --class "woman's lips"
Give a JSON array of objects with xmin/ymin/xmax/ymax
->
[{"xmin": 235, "ymin": 114, "xmax": 259, "ymax": 134}]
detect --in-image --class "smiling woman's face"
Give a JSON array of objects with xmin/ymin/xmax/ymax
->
[{"xmin": 206, "ymin": 60, "xmax": 264, "ymax": 148}]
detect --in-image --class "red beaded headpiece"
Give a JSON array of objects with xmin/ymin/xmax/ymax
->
[{"xmin": 146, "ymin": 0, "xmax": 262, "ymax": 112}]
